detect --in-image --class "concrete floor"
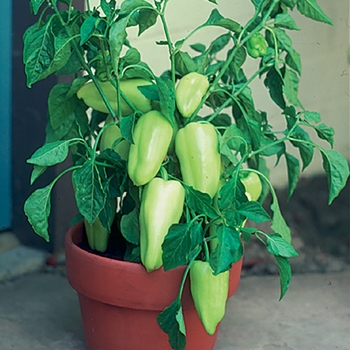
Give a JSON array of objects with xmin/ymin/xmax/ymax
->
[{"xmin": 0, "ymin": 269, "xmax": 349, "ymax": 350}]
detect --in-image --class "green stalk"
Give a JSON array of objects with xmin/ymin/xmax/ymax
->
[
  {"xmin": 51, "ymin": 2, "xmax": 116, "ymax": 118},
  {"xmin": 159, "ymin": 2, "xmax": 176, "ymax": 88},
  {"xmin": 189, "ymin": 0, "xmax": 279, "ymax": 121}
]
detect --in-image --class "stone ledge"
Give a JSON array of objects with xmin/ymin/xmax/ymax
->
[
  {"xmin": 0, "ymin": 232, "xmax": 20, "ymax": 253},
  {"xmin": 0, "ymin": 245, "xmax": 47, "ymax": 282}
]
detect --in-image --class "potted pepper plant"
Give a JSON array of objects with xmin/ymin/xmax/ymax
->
[{"xmin": 23, "ymin": 0, "xmax": 349, "ymax": 349}]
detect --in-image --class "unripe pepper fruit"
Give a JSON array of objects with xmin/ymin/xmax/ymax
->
[
  {"xmin": 84, "ymin": 198, "xmax": 117, "ymax": 253},
  {"xmin": 246, "ymin": 32, "xmax": 267, "ymax": 58},
  {"xmin": 128, "ymin": 110, "xmax": 173, "ymax": 186},
  {"xmin": 100, "ymin": 115, "xmax": 130, "ymax": 160},
  {"xmin": 240, "ymin": 171, "xmax": 262, "ymax": 201},
  {"xmin": 175, "ymin": 122, "xmax": 221, "ymax": 198},
  {"xmin": 190, "ymin": 260, "xmax": 229, "ymax": 335},
  {"xmin": 77, "ymin": 79, "xmax": 153, "ymax": 115},
  {"xmin": 140, "ymin": 177, "xmax": 185, "ymax": 272},
  {"xmin": 175, "ymin": 72, "xmax": 209, "ymax": 118}
]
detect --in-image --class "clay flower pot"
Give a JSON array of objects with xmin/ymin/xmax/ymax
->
[{"xmin": 65, "ymin": 222, "xmax": 243, "ymax": 350}]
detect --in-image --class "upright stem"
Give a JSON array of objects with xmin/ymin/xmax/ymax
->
[
  {"xmin": 159, "ymin": 2, "xmax": 176, "ymax": 88},
  {"xmin": 51, "ymin": 2, "xmax": 117, "ymax": 118}
]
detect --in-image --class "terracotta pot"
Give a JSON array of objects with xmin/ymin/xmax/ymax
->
[{"xmin": 65, "ymin": 222, "xmax": 243, "ymax": 350}]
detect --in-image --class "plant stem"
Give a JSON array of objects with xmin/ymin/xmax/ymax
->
[
  {"xmin": 158, "ymin": 2, "xmax": 176, "ymax": 88},
  {"xmin": 51, "ymin": 2, "xmax": 117, "ymax": 118}
]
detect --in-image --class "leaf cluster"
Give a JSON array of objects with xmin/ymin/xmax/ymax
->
[{"xmin": 23, "ymin": 1, "xmax": 349, "ymax": 349}]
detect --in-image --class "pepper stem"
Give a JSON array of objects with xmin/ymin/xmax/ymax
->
[{"xmin": 160, "ymin": 166, "xmax": 168, "ymax": 181}]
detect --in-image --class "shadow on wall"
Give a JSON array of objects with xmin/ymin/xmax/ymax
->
[
  {"xmin": 242, "ymin": 172, "xmax": 350, "ymax": 276},
  {"xmin": 276, "ymin": 173, "xmax": 350, "ymax": 262}
]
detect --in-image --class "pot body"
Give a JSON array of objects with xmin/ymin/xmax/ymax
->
[{"xmin": 65, "ymin": 222, "xmax": 242, "ymax": 350}]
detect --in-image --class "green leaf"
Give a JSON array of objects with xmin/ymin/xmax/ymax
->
[
  {"xmin": 124, "ymin": 243, "xmax": 141, "ymax": 263},
  {"xmin": 270, "ymin": 190, "xmax": 291, "ymax": 243},
  {"xmin": 259, "ymin": 137, "xmax": 286, "ymax": 157},
  {"xmin": 23, "ymin": 19, "xmax": 71, "ymax": 87},
  {"xmin": 296, "ymin": 0, "xmax": 333, "ymax": 25},
  {"xmin": 237, "ymin": 201, "xmax": 271, "ymax": 223},
  {"xmin": 137, "ymin": 84, "xmax": 159, "ymax": 101},
  {"xmin": 274, "ymin": 13, "xmax": 300, "ymax": 30},
  {"xmin": 24, "ymin": 184, "xmax": 53, "ymax": 242},
  {"xmin": 209, "ymin": 33, "xmax": 231, "ymax": 55},
  {"xmin": 190, "ymin": 43, "xmax": 206, "ymax": 53},
  {"xmin": 162, "ymin": 221, "xmax": 202, "ymax": 271},
  {"xmin": 138, "ymin": 8, "xmax": 158, "ymax": 35},
  {"xmin": 283, "ymin": 68, "xmax": 303, "ymax": 108},
  {"xmin": 203, "ymin": 9, "xmax": 242, "ymax": 33},
  {"xmin": 72, "ymin": 161, "xmax": 106, "ymax": 224},
  {"xmin": 174, "ymin": 51, "xmax": 197, "ymax": 76},
  {"xmin": 27, "ymin": 140, "xmax": 71, "ymax": 167},
  {"xmin": 303, "ymin": 111, "xmax": 321, "ymax": 123},
  {"xmin": 314, "ymin": 123, "xmax": 334, "ymax": 147},
  {"xmin": 80, "ymin": 17, "xmax": 99, "ymax": 45},
  {"xmin": 120, "ymin": 207, "xmax": 140, "ymax": 245},
  {"xmin": 155, "ymin": 77, "xmax": 175, "ymax": 126},
  {"xmin": 109, "ymin": 16, "xmax": 129, "ymax": 73},
  {"xmin": 48, "ymin": 84, "xmax": 78, "ymax": 130},
  {"xmin": 285, "ymin": 48, "xmax": 302, "ymax": 75},
  {"xmin": 120, "ymin": 113, "xmax": 136, "ymax": 144},
  {"xmin": 30, "ymin": 165, "xmax": 48, "ymax": 185},
  {"xmin": 220, "ymin": 124, "xmax": 247, "ymax": 162},
  {"xmin": 289, "ymin": 126, "xmax": 314, "ymax": 170},
  {"xmin": 101, "ymin": 0, "xmax": 116, "ymax": 19},
  {"xmin": 218, "ymin": 175, "xmax": 247, "ymax": 213},
  {"xmin": 250, "ymin": 0, "xmax": 270, "ymax": 10},
  {"xmin": 157, "ymin": 299, "xmax": 186, "ymax": 350},
  {"xmin": 240, "ymin": 227, "xmax": 257, "ymax": 242},
  {"xmin": 320, "ymin": 149, "xmax": 350, "ymax": 204},
  {"xmin": 119, "ymin": 0, "xmax": 152, "ymax": 14},
  {"xmin": 184, "ymin": 185, "xmax": 220, "ymax": 219},
  {"xmin": 30, "ymin": 0, "xmax": 46, "ymax": 15},
  {"xmin": 274, "ymin": 28, "xmax": 293, "ymax": 52},
  {"xmin": 210, "ymin": 224, "xmax": 243, "ymax": 274},
  {"xmin": 281, "ymin": 0, "xmax": 297, "ymax": 9},
  {"xmin": 275, "ymin": 255, "xmax": 292, "ymax": 300},
  {"xmin": 285, "ymin": 152, "xmax": 300, "ymax": 199},
  {"xmin": 266, "ymin": 233, "xmax": 299, "ymax": 257},
  {"xmin": 264, "ymin": 67, "xmax": 286, "ymax": 109}
]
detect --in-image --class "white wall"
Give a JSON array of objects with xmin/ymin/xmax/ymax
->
[{"xmin": 90, "ymin": 0, "xmax": 349, "ymax": 187}]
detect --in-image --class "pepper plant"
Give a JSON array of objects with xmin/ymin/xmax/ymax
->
[{"xmin": 23, "ymin": 0, "xmax": 349, "ymax": 349}]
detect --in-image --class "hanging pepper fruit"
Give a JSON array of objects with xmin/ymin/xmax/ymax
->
[
  {"xmin": 100, "ymin": 115, "xmax": 130, "ymax": 160},
  {"xmin": 140, "ymin": 177, "xmax": 185, "ymax": 272},
  {"xmin": 83, "ymin": 198, "xmax": 117, "ymax": 253},
  {"xmin": 128, "ymin": 110, "xmax": 173, "ymax": 186},
  {"xmin": 175, "ymin": 72, "xmax": 209, "ymax": 118},
  {"xmin": 175, "ymin": 122, "xmax": 221, "ymax": 198},
  {"xmin": 240, "ymin": 171, "xmax": 262, "ymax": 201},
  {"xmin": 76, "ymin": 79, "xmax": 153, "ymax": 115},
  {"xmin": 190, "ymin": 260, "xmax": 229, "ymax": 335},
  {"xmin": 246, "ymin": 33, "xmax": 267, "ymax": 58}
]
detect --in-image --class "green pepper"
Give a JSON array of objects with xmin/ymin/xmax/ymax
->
[
  {"xmin": 76, "ymin": 79, "xmax": 152, "ymax": 115},
  {"xmin": 240, "ymin": 171, "xmax": 262, "ymax": 201},
  {"xmin": 140, "ymin": 177, "xmax": 185, "ymax": 272},
  {"xmin": 246, "ymin": 33, "xmax": 267, "ymax": 58},
  {"xmin": 190, "ymin": 260, "xmax": 229, "ymax": 335},
  {"xmin": 100, "ymin": 115, "xmax": 130, "ymax": 160},
  {"xmin": 83, "ymin": 198, "xmax": 117, "ymax": 253},
  {"xmin": 128, "ymin": 110, "xmax": 173, "ymax": 186},
  {"xmin": 175, "ymin": 122, "xmax": 221, "ymax": 198},
  {"xmin": 175, "ymin": 72, "xmax": 209, "ymax": 118}
]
